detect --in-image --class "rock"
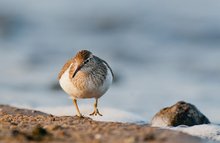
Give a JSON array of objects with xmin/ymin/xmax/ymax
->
[
  {"xmin": 151, "ymin": 101, "xmax": 210, "ymax": 127},
  {"xmin": 0, "ymin": 104, "xmax": 205, "ymax": 143}
]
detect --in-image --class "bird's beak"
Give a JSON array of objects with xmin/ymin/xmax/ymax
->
[{"xmin": 72, "ymin": 63, "xmax": 83, "ymax": 78}]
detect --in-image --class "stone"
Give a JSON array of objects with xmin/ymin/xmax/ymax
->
[{"xmin": 151, "ymin": 101, "xmax": 210, "ymax": 127}]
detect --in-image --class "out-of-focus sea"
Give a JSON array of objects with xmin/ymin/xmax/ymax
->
[{"xmin": 1, "ymin": 0, "xmax": 220, "ymax": 125}]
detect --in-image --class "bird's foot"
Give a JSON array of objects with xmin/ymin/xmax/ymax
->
[
  {"xmin": 89, "ymin": 109, "xmax": 103, "ymax": 116},
  {"xmin": 76, "ymin": 113, "xmax": 84, "ymax": 118}
]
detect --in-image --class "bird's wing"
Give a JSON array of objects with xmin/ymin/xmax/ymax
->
[
  {"xmin": 102, "ymin": 59, "xmax": 114, "ymax": 80},
  {"xmin": 95, "ymin": 56, "xmax": 114, "ymax": 81}
]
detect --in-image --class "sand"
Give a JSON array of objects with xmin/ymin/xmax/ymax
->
[{"xmin": 0, "ymin": 105, "xmax": 205, "ymax": 143}]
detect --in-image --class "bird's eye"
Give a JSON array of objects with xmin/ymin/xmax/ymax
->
[{"xmin": 84, "ymin": 58, "xmax": 90, "ymax": 64}]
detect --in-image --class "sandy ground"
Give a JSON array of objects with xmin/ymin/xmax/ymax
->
[{"xmin": 0, "ymin": 105, "xmax": 205, "ymax": 143}]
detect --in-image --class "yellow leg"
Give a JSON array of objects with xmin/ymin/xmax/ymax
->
[
  {"xmin": 73, "ymin": 99, "xmax": 83, "ymax": 117},
  {"xmin": 90, "ymin": 99, "xmax": 102, "ymax": 116}
]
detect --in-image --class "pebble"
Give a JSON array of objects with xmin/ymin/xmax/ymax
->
[{"xmin": 94, "ymin": 134, "xmax": 102, "ymax": 139}]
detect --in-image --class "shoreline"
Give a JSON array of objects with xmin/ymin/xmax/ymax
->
[{"xmin": 0, "ymin": 105, "xmax": 206, "ymax": 143}]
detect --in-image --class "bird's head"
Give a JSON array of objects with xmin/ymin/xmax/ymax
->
[{"xmin": 72, "ymin": 50, "xmax": 94, "ymax": 77}]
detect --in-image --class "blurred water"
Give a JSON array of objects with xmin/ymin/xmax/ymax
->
[{"xmin": 1, "ymin": 0, "xmax": 220, "ymax": 123}]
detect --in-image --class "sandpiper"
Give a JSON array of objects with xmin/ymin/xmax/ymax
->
[{"xmin": 58, "ymin": 50, "xmax": 114, "ymax": 117}]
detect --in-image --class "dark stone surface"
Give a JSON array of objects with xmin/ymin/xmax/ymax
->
[{"xmin": 151, "ymin": 101, "xmax": 210, "ymax": 127}]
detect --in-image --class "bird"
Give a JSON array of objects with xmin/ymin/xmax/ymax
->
[{"xmin": 58, "ymin": 50, "xmax": 114, "ymax": 117}]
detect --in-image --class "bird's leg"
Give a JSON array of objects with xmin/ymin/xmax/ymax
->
[
  {"xmin": 72, "ymin": 99, "xmax": 83, "ymax": 118},
  {"xmin": 90, "ymin": 98, "xmax": 102, "ymax": 116}
]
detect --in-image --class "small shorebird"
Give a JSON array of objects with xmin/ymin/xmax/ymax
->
[{"xmin": 58, "ymin": 50, "xmax": 113, "ymax": 117}]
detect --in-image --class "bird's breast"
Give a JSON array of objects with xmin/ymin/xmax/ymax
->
[{"xmin": 59, "ymin": 63, "xmax": 112, "ymax": 99}]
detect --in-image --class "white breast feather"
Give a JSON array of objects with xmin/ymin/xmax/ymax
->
[
  {"xmin": 59, "ymin": 62, "xmax": 113, "ymax": 99},
  {"xmin": 59, "ymin": 64, "xmax": 80, "ymax": 98}
]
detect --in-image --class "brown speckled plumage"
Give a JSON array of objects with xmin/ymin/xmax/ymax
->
[
  {"xmin": 58, "ymin": 59, "xmax": 73, "ymax": 80},
  {"xmin": 58, "ymin": 50, "xmax": 113, "ymax": 117},
  {"xmin": 71, "ymin": 56, "xmax": 108, "ymax": 90},
  {"xmin": 75, "ymin": 50, "xmax": 92, "ymax": 64}
]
